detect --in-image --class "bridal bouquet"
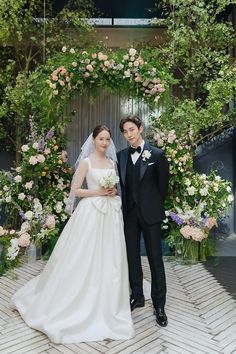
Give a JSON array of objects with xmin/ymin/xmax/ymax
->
[{"xmin": 99, "ymin": 173, "xmax": 119, "ymax": 189}]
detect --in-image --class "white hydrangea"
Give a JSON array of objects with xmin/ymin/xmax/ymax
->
[{"xmin": 7, "ymin": 238, "xmax": 20, "ymax": 260}]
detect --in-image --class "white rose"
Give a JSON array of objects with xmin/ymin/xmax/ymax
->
[
  {"xmin": 21, "ymin": 144, "xmax": 29, "ymax": 152},
  {"xmin": 0, "ymin": 226, "xmax": 6, "ymax": 236},
  {"xmin": 15, "ymin": 167, "xmax": 22, "ymax": 173},
  {"xmin": 29, "ymin": 156, "xmax": 38, "ymax": 165},
  {"xmin": 104, "ymin": 60, "xmax": 110, "ymax": 67},
  {"xmin": 200, "ymin": 174, "xmax": 207, "ymax": 180},
  {"xmin": 55, "ymin": 201, "xmax": 63, "ymax": 213},
  {"xmin": 228, "ymin": 195, "xmax": 234, "ymax": 203},
  {"xmin": 62, "ymin": 46, "xmax": 67, "ymax": 52},
  {"xmin": 37, "ymin": 154, "xmax": 45, "ymax": 163},
  {"xmin": 72, "ymin": 62, "xmax": 77, "ymax": 67},
  {"xmin": 18, "ymin": 193, "xmax": 26, "ymax": 200},
  {"xmin": 44, "ymin": 148, "xmax": 51, "ymax": 155},
  {"xmin": 32, "ymin": 142, "xmax": 39, "ymax": 149},
  {"xmin": 226, "ymin": 186, "xmax": 231, "ymax": 193},
  {"xmin": 200, "ymin": 187, "xmax": 209, "ymax": 196},
  {"xmin": 25, "ymin": 211, "xmax": 34, "ymax": 220},
  {"xmin": 6, "ymin": 196, "xmax": 12, "ymax": 203},
  {"xmin": 69, "ymin": 48, "xmax": 75, "ymax": 54},
  {"xmin": 123, "ymin": 54, "xmax": 129, "ymax": 60},
  {"xmin": 25, "ymin": 181, "xmax": 33, "ymax": 190},
  {"xmin": 49, "ymin": 82, "xmax": 57, "ymax": 89},
  {"xmin": 3, "ymin": 185, "xmax": 9, "ymax": 191},
  {"xmin": 86, "ymin": 64, "xmax": 94, "ymax": 72},
  {"xmin": 142, "ymin": 150, "xmax": 151, "ymax": 161},
  {"xmin": 185, "ymin": 179, "xmax": 191, "ymax": 186},
  {"xmin": 187, "ymin": 186, "xmax": 196, "ymax": 196},
  {"xmin": 14, "ymin": 175, "xmax": 22, "ymax": 183},
  {"xmin": 116, "ymin": 63, "xmax": 124, "ymax": 70},
  {"xmin": 124, "ymin": 70, "xmax": 131, "ymax": 78},
  {"xmin": 129, "ymin": 48, "xmax": 137, "ymax": 56}
]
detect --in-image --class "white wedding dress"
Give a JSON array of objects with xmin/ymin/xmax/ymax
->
[{"xmin": 12, "ymin": 158, "xmax": 134, "ymax": 344}]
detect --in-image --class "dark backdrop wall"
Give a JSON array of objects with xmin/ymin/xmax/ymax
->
[{"xmin": 194, "ymin": 128, "xmax": 236, "ymax": 236}]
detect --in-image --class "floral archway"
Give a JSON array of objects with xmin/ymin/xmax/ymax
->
[{"xmin": 46, "ymin": 46, "xmax": 167, "ymax": 109}]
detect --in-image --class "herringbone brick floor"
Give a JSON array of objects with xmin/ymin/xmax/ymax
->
[{"xmin": 0, "ymin": 257, "xmax": 236, "ymax": 354}]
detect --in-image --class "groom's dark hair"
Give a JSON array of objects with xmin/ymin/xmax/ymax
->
[{"xmin": 119, "ymin": 115, "xmax": 142, "ymax": 132}]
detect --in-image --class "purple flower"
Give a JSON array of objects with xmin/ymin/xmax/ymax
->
[
  {"xmin": 170, "ymin": 212, "xmax": 184, "ymax": 225},
  {"xmin": 45, "ymin": 129, "xmax": 54, "ymax": 140},
  {"xmin": 38, "ymin": 139, "xmax": 45, "ymax": 152},
  {"xmin": 19, "ymin": 210, "xmax": 27, "ymax": 221}
]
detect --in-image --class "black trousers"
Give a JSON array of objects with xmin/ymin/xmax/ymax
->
[{"xmin": 124, "ymin": 204, "xmax": 166, "ymax": 310}]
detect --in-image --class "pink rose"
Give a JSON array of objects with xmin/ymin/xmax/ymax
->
[
  {"xmin": 18, "ymin": 233, "xmax": 31, "ymax": 247},
  {"xmin": 37, "ymin": 154, "xmax": 45, "ymax": 163},
  {"xmin": 45, "ymin": 214, "xmax": 56, "ymax": 229}
]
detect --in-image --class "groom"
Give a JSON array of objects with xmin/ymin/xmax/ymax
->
[{"xmin": 117, "ymin": 115, "xmax": 169, "ymax": 327}]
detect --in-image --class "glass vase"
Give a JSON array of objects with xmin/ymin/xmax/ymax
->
[
  {"xmin": 27, "ymin": 242, "xmax": 37, "ymax": 263},
  {"xmin": 182, "ymin": 239, "xmax": 199, "ymax": 264}
]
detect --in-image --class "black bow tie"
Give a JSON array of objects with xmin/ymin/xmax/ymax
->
[{"xmin": 130, "ymin": 146, "xmax": 142, "ymax": 154}]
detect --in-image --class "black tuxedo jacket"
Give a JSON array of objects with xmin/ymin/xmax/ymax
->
[{"xmin": 117, "ymin": 141, "xmax": 169, "ymax": 225}]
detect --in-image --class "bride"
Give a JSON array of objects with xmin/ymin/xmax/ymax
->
[{"xmin": 12, "ymin": 125, "xmax": 135, "ymax": 344}]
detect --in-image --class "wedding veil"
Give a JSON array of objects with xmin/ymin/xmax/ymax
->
[{"xmin": 65, "ymin": 133, "xmax": 118, "ymax": 215}]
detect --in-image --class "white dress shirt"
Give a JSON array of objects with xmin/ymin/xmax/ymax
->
[{"xmin": 131, "ymin": 140, "xmax": 145, "ymax": 164}]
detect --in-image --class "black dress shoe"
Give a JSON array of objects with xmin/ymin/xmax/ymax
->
[
  {"xmin": 130, "ymin": 296, "xmax": 145, "ymax": 311},
  {"xmin": 154, "ymin": 308, "xmax": 168, "ymax": 327}
]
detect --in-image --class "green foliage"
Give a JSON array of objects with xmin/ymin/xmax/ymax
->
[
  {"xmin": 0, "ymin": 235, "xmax": 21, "ymax": 276},
  {"xmin": 152, "ymin": 0, "xmax": 236, "ymax": 145},
  {"xmin": 154, "ymin": 0, "xmax": 236, "ymax": 98},
  {"xmin": 0, "ymin": 0, "xmax": 96, "ymax": 155}
]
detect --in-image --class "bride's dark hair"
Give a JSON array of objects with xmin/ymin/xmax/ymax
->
[{"xmin": 92, "ymin": 125, "xmax": 111, "ymax": 139}]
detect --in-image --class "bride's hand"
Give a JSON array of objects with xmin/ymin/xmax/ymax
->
[
  {"xmin": 98, "ymin": 187, "xmax": 117, "ymax": 196},
  {"xmin": 98, "ymin": 188, "xmax": 113, "ymax": 196},
  {"xmin": 107, "ymin": 187, "xmax": 117, "ymax": 197}
]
